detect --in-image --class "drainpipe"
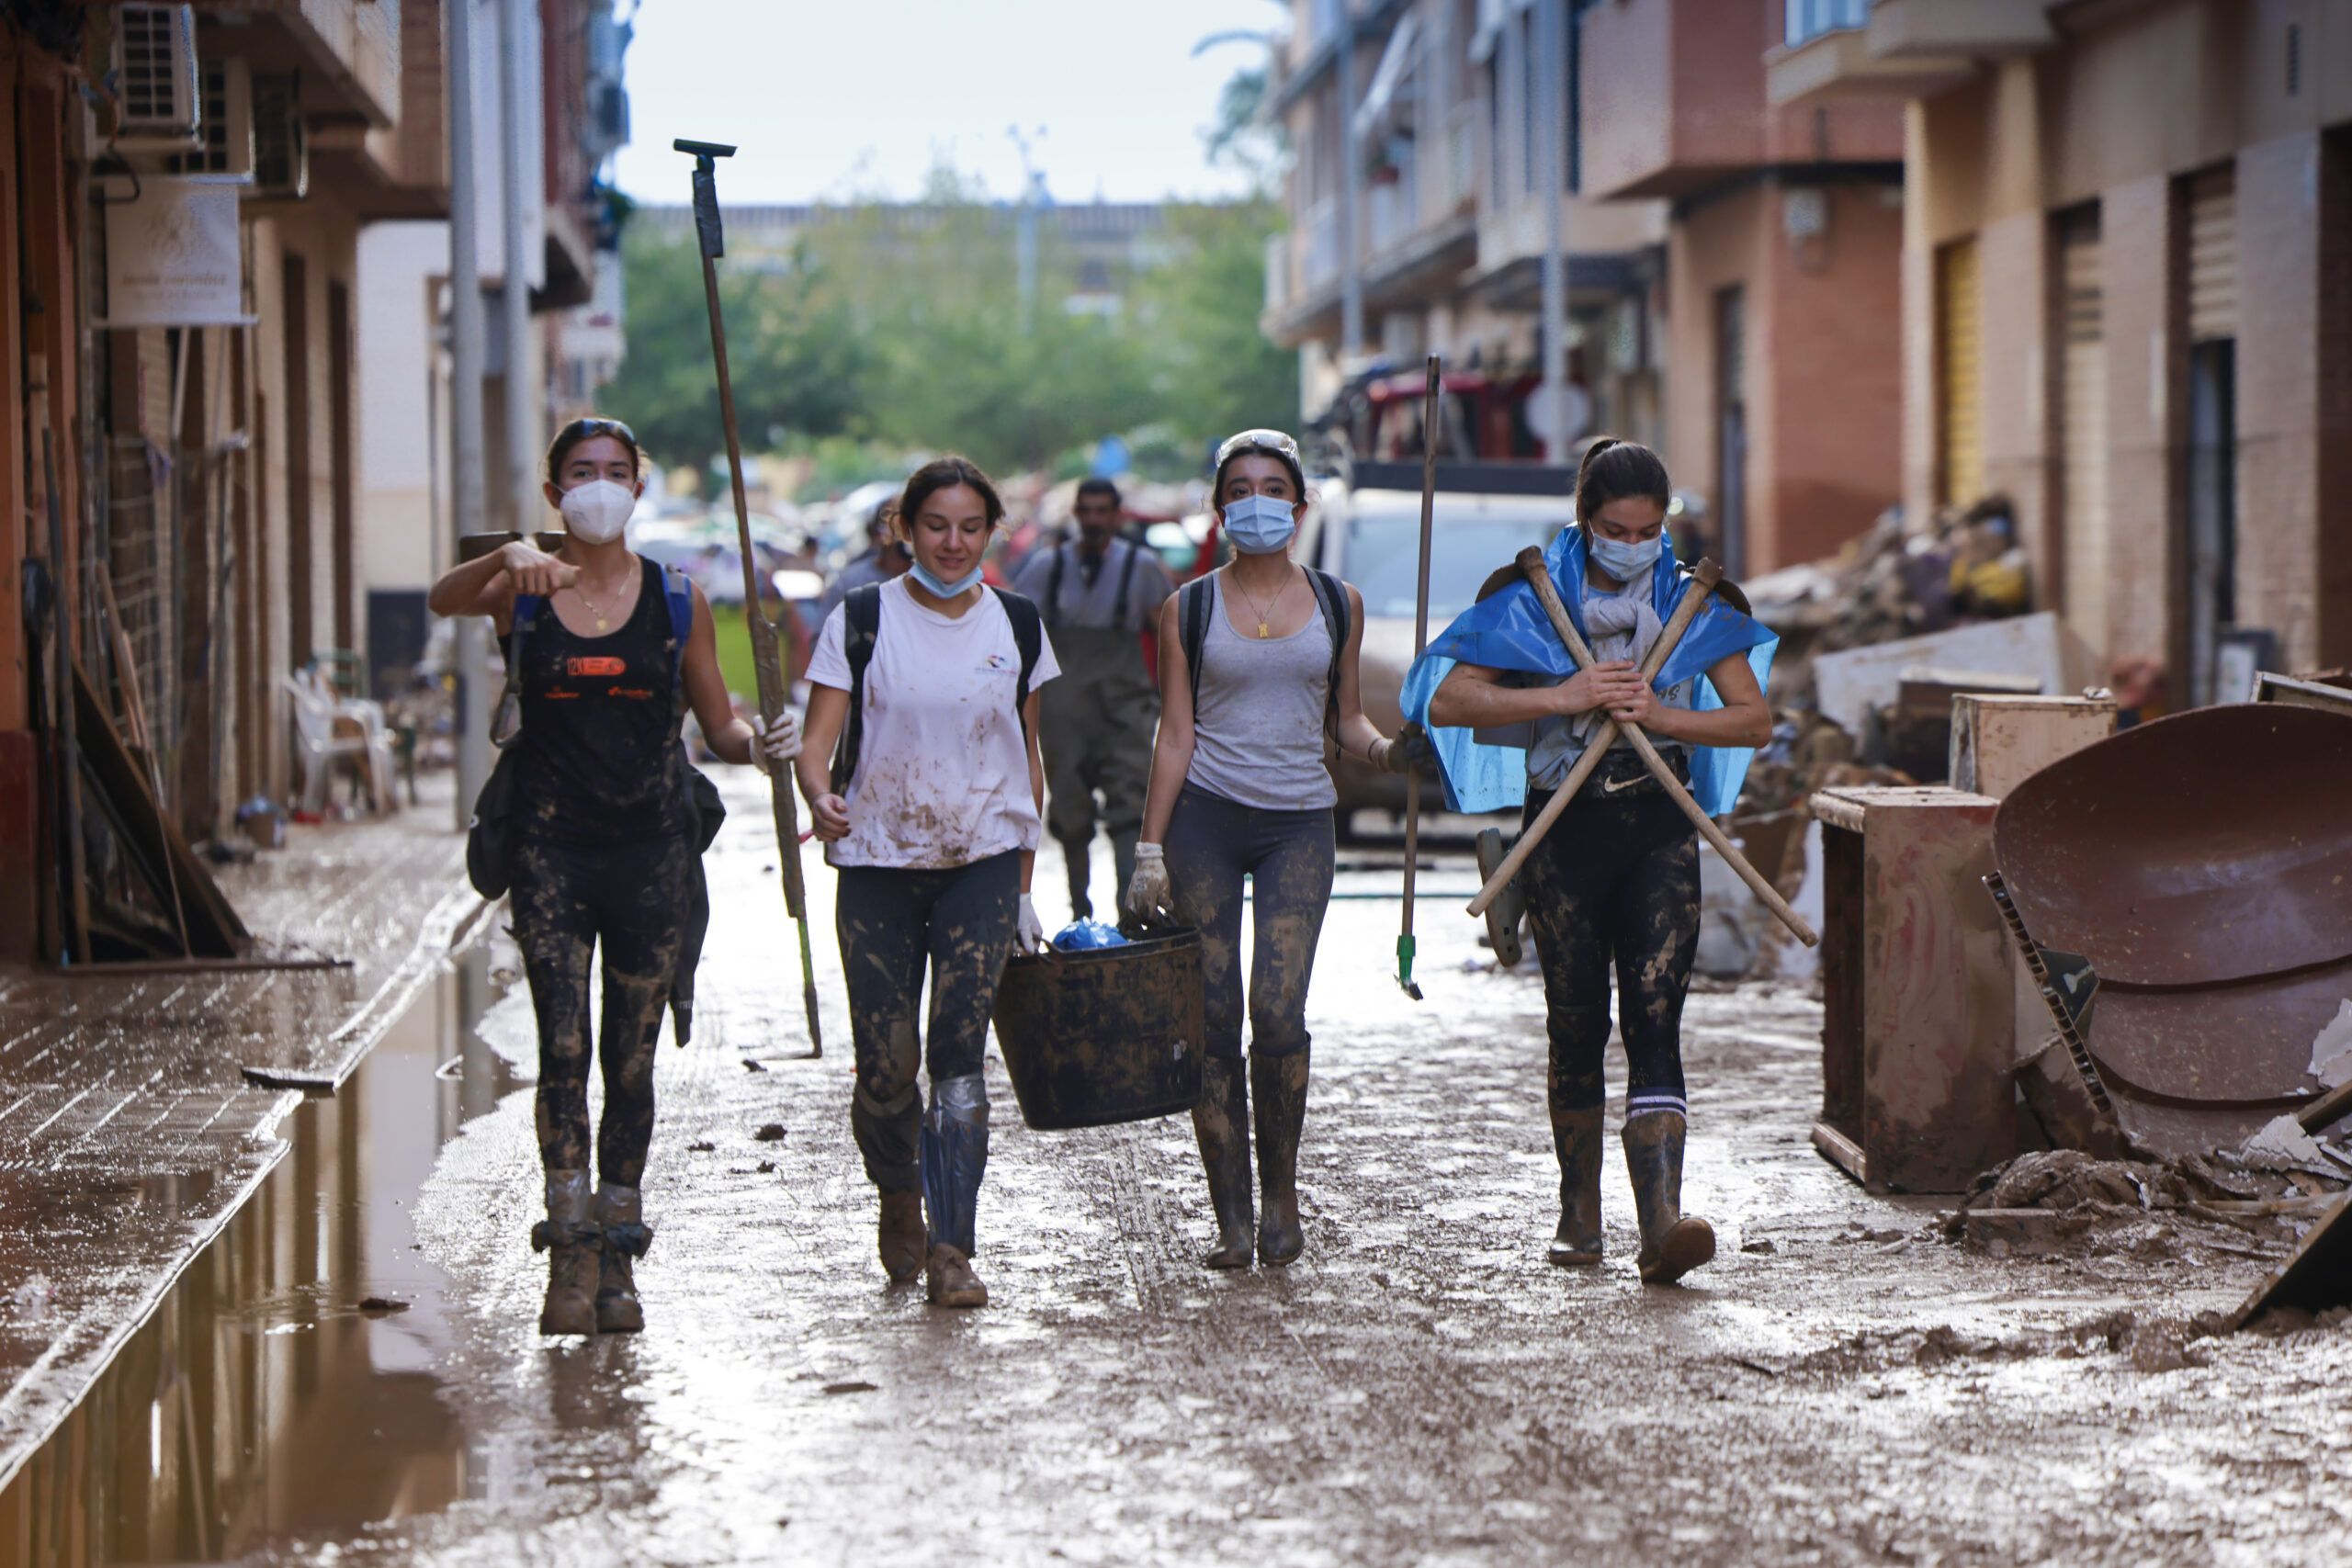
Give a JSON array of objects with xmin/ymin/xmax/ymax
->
[
  {"xmin": 449, "ymin": 0, "xmax": 490, "ymax": 827},
  {"xmin": 503, "ymin": 0, "xmax": 538, "ymax": 532},
  {"xmin": 1537, "ymin": 0, "xmax": 1569, "ymax": 464},
  {"xmin": 1338, "ymin": 10, "xmax": 1364, "ymax": 361}
]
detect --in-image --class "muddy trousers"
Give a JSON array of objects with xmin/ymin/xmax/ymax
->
[
  {"xmin": 836, "ymin": 852, "xmax": 1021, "ymax": 1226},
  {"xmin": 1040, "ymin": 637, "xmax": 1158, "ymax": 918},
  {"xmin": 1519, "ymin": 766, "xmax": 1700, "ymax": 1123},
  {"xmin": 1164, "ymin": 784, "xmax": 1335, "ymax": 1063},
  {"xmin": 511, "ymin": 829, "xmax": 692, "ymax": 1188}
]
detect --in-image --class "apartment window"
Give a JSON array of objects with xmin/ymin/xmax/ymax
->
[{"xmin": 1785, "ymin": 0, "xmax": 1870, "ymax": 50}]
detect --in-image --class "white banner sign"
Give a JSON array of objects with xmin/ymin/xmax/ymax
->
[{"xmin": 104, "ymin": 175, "xmax": 245, "ymax": 327}]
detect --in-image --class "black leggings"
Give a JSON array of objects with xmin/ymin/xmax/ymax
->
[
  {"xmin": 835, "ymin": 851, "xmax": 1021, "ymax": 1191},
  {"xmin": 1518, "ymin": 755, "xmax": 1700, "ymax": 1122},
  {"xmin": 1164, "ymin": 783, "xmax": 1335, "ymax": 1062},
  {"xmin": 511, "ymin": 829, "xmax": 692, "ymax": 1188}
]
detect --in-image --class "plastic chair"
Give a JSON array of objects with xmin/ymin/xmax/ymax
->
[{"xmin": 282, "ymin": 670, "xmax": 397, "ymax": 815}]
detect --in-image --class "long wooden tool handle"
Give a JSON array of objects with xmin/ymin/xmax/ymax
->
[
  {"xmin": 1400, "ymin": 354, "xmax": 1441, "ymax": 983},
  {"xmin": 1466, "ymin": 550, "xmax": 1721, "ymax": 917},
  {"xmin": 692, "ymin": 153, "xmax": 825, "ymax": 1053},
  {"xmin": 1517, "ymin": 552, "xmax": 1817, "ymax": 948}
]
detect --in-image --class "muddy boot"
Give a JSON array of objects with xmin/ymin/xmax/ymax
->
[
  {"xmin": 1547, "ymin": 1107, "xmax": 1605, "ymax": 1266},
  {"xmin": 1250, "ymin": 1048, "xmax": 1310, "ymax": 1267},
  {"xmin": 530, "ymin": 1170, "xmax": 600, "ymax": 1337},
  {"xmin": 1622, "ymin": 1111, "xmax": 1715, "ymax": 1285},
  {"xmin": 877, "ymin": 1190, "xmax": 926, "ymax": 1285},
  {"xmin": 594, "ymin": 1183, "xmax": 651, "ymax": 1333},
  {"xmin": 921, "ymin": 1074, "xmax": 989, "ymax": 1307},
  {"xmin": 1192, "ymin": 1055, "xmax": 1254, "ymax": 1269}
]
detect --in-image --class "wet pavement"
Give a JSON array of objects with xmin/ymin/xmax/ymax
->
[
  {"xmin": 0, "ymin": 780, "xmax": 485, "ymax": 1526},
  {"xmin": 12, "ymin": 768, "xmax": 2352, "ymax": 1564}
]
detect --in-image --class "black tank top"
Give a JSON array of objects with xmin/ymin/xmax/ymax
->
[{"xmin": 510, "ymin": 557, "xmax": 690, "ymax": 844}]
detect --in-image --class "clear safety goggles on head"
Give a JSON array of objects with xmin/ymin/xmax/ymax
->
[
  {"xmin": 560, "ymin": 416, "xmax": 637, "ymax": 446},
  {"xmin": 1215, "ymin": 427, "xmax": 1302, "ymax": 469}
]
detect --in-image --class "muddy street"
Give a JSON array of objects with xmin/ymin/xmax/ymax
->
[{"xmin": 90, "ymin": 772, "xmax": 2312, "ymax": 1568}]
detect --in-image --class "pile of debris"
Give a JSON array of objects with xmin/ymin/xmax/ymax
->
[{"xmin": 1743, "ymin": 496, "xmax": 2032, "ymax": 664}]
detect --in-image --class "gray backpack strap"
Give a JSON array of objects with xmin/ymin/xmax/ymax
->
[{"xmin": 1304, "ymin": 569, "xmax": 1349, "ymax": 737}]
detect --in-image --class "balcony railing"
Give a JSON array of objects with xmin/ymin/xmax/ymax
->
[{"xmin": 1785, "ymin": 0, "xmax": 1870, "ymax": 49}]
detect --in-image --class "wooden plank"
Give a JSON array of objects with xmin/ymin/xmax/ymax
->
[{"xmin": 1812, "ymin": 1121, "xmax": 1869, "ymax": 1186}]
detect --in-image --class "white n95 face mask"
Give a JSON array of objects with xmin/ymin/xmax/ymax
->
[{"xmin": 560, "ymin": 479, "xmax": 636, "ymax": 545}]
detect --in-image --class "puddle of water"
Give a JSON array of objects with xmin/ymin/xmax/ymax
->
[{"xmin": 0, "ymin": 947, "xmax": 518, "ymax": 1565}]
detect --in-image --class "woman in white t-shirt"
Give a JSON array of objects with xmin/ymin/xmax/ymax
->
[{"xmin": 796, "ymin": 457, "xmax": 1058, "ymax": 1310}]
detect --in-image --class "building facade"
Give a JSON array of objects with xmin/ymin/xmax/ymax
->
[{"xmin": 1772, "ymin": 0, "xmax": 2352, "ymax": 698}]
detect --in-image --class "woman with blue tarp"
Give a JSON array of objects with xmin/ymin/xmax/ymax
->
[{"xmin": 1408, "ymin": 440, "xmax": 1775, "ymax": 1285}]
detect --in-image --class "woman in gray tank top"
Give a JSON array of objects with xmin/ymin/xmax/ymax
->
[{"xmin": 1123, "ymin": 429, "xmax": 1423, "ymax": 1271}]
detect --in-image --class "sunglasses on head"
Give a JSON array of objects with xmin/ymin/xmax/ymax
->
[{"xmin": 564, "ymin": 417, "xmax": 637, "ymax": 446}]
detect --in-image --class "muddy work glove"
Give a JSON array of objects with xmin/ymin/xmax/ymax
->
[
  {"xmin": 1123, "ymin": 843, "xmax": 1175, "ymax": 925},
  {"xmin": 1014, "ymin": 893, "xmax": 1046, "ymax": 954},
  {"xmin": 749, "ymin": 710, "xmax": 802, "ymax": 774},
  {"xmin": 1378, "ymin": 721, "xmax": 1438, "ymax": 776}
]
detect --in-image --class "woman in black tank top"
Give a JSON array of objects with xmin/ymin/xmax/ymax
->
[{"xmin": 429, "ymin": 418, "xmax": 801, "ymax": 1337}]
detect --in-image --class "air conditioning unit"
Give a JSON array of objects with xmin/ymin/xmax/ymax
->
[
  {"xmin": 250, "ymin": 72, "xmax": 309, "ymax": 201},
  {"xmin": 111, "ymin": 5, "xmax": 201, "ymax": 152},
  {"xmin": 166, "ymin": 55, "xmax": 253, "ymax": 179}
]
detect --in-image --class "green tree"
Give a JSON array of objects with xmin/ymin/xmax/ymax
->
[
  {"xmin": 1141, "ymin": 201, "xmax": 1299, "ymax": 445},
  {"xmin": 601, "ymin": 228, "xmax": 873, "ymax": 477}
]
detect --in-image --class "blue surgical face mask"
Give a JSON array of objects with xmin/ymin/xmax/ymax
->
[
  {"xmin": 1587, "ymin": 529, "xmax": 1663, "ymax": 583},
  {"xmin": 1223, "ymin": 493, "xmax": 1297, "ymax": 555},
  {"xmin": 909, "ymin": 559, "xmax": 986, "ymax": 599}
]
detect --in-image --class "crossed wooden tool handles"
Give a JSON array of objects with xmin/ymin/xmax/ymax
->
[{"xmin": 1465, "ymin": 548, "xmax": 1820, "ymax": 949}]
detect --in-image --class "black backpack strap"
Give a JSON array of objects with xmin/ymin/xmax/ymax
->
[
  {"xmin": 1114, "ymin": 536, "xmax": 1140, "ymax": 629},
  {"xmin": 492, "ymin": 595, "xmax": 540, "ymax": 749},
  {"xmin": 1179, "ymin": 576, "xmax": 1213, "ymax": 711},
  {"xmin": 990, "ymin": 587, "xmax": 1043, "ymax": 738},
  {"xmin": 661, "ymin": 564, "xmax": 695, "ymax": 718},
  {"xmin": 1044, "ymin": 545, "xmax": 1067, "ymax": 628},
  {"xmin": 1305, "ymin": 568, "xmax": 1349, "ymax": 736},
  {"xmin": 830, "ymin": 582, "xmax": 883, "ymax": 787}
]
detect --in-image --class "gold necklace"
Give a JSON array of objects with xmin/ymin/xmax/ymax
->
[
  {"xmin": 571, "ymin": 574, "xmax": 628, "ymax": 631},
  {"xmin": 1229, "ymin": 566, "xmax": 1295, "ymax": 639}
]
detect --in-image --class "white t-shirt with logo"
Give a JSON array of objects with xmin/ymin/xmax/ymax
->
[{"xmin": 806, "ymin": 577, "xmax": 1060, "ymax": 870}]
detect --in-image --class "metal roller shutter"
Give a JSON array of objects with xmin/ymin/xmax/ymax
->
[
  {"xmin": 2188, "ymin": 166, "xmax": 2236, "ymax": 344},
  {"xmin": 2057, "ymin": 208, "xmax": 2108, "ymax": 660},
  {"xmin": 1939, "ymin": 238, "xmax": 1984, "ymax": 508}
]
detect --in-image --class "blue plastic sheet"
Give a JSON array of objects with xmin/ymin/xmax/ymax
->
[
  {"xmin": 1401, "ymin": 525, "xmax": 1777, "ymax": 818},
  {"xmin": 1051, "ymin": 919, "xmax": 1132, "ymax": 952}
]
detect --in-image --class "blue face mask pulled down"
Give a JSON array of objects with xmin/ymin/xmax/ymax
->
[
  {"xmin": 1223, "ymin": 493, "xmax": 1298, "ymax": 555},
  {"xmin": 910, "ymin": 559, "xmax": 986, "ymax": 599},
  {"xmin": 1588, "ymin": 531, "xmax": 1663, "ymax": 583}
]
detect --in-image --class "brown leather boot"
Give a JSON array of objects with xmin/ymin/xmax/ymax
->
[
  {"xmin": 1250, "ymin": 1048, "xmax": 1310, "ymax": 1267},
  {"xmin": 1193, "ymin": 1055, "xmax": 1255, "ymax": 1269},
  {"xmin": 1547, "ymin": 1107, "xmax": 1605, "ymax": 1266},
  {"xmin": 532, "ymin": 1171, "xmax": 600, "ymax": 1336},
  {"xmin": 1622, "ymin": 1111, "xmax": 1715, "ymax": 1285},
  {"xmin": 925, "ymin": 1243, "xmax": 989, "ymax": 1307},
  {"xmin": 878, "ymin": 1190, "xmax": 926, "ymax": 1284}
]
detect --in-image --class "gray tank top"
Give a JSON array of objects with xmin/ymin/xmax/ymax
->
[{"xmin": 1184, "ymin": 575, "xmax": 1338, "ymax": 811}]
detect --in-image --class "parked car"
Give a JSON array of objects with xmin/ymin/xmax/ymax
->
[{"xmin": 1300, "ymin": 461, "xmax": 1582, "ymax": 826}]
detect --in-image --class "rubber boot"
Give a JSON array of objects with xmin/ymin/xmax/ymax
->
[
  {"xmin": 530, "ymin": 1170, "xmax": 599, "ymax": 1337},
  {"xmin": 594, "ymin": 1183, "xmax": 650, "ymax": 1333},
  {"xmin": 1547, "ymin": 1107, "xmax": 1605, "ymax": 1266},
  {"xmin": 921, "ymin": 1074, "xmax": 989, "ymax": 1307},
  {"xmin": 877, "ymin": 1190, "xmax": 926, "ymax": 1285},
  {"xmin": 1622, "ymin": 1111, "xmax": 1715, "ymax": 1285},
  {"xmin": 1250, "ymin": 1048, "xmax": 1310, "ymax": 1267},
  {"xmin": 1192, "ymin": 1055, "xmax": 1254, "ymax": 1269}
]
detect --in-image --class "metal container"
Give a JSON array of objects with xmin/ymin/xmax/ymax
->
[{"xmin": 992, "ymin": 927, "xmax": 1205, "ymax": 1131}]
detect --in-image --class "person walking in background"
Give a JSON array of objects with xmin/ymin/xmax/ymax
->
[
  {"xmin": 428, "ymin": 417, "xmax": 799, "ymax": 1336},
  {"xmin": 1125, "ymin": 429, "xmax": 1423, "ymax": 1270},
  {"xmin": 794, "ymin": 457, "xmax": 1057, "ymax": 1310},
  {"xmin": 817, "ymin": 501, "xmax": 912, "ymax": 625},
  {"xmin": 1009, "ymin": 478, "xmax": 1174, "ymax": 921},
  {"xmin": 1417, "ymin": 439, "xmax": 1773, "ymax": 1286}
]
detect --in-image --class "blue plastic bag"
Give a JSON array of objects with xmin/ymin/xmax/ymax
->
[{"xmin": 1051, "ymin": 919, "xmax": 1131, "ymax": 952}]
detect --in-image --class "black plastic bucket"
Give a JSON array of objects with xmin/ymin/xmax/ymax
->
[{"xmin": 992, "ymin": 926, "xmax": 1206, "ymax": 1131}]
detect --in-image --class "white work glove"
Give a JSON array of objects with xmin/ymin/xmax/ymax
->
[
  {"xmin": 1123, "ymin": 842, "xmax": 1175, "ymax": 924},
  {"xmin": 1015, "ymin": 893, "xmax": 1046, "ymax": 954},
  {"xmin": 749, "ymin": 710, "xmax": 802, "ymax": 774}
]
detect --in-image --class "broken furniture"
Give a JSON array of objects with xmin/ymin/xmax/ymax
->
[
  {"xmin": 1809, "ymin": 784, "xmax": 2014, "ymax": 1192},
  {"xmin": 282, "ymin": 669, "xmax": 396, "ymax": 816},
  {"xmin": 2253, "ymin": 670, "xmax": 2352, "ymax": 715},
  {"xmin": 1994, "ymin": 705, "xmax": 2352, "ymax": 1157}
]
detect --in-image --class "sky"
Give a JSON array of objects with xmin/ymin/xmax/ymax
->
[{"xmin": 609, "ymin": 0, "xmax": 1289, "ymax": 208}]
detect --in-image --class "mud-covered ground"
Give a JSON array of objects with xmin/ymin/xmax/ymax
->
[{"xmin": 257, "ymin": 773, "xmax": 2348, "ymax": 1567}]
